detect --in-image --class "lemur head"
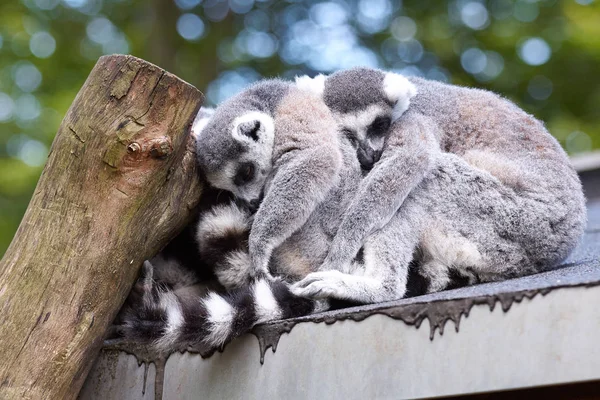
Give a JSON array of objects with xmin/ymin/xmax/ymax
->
[
  {"xmin": 296, "ymin": 68, "xmax": 417, "ymax": 170},
  {"xmin": 195, "ymin": 80, "xmax": 289, "ymax": 208}
]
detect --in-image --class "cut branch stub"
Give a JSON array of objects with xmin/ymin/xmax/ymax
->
[{"xmin": 0, "ymin": 54, "xmax": 204, "ymax": 400}]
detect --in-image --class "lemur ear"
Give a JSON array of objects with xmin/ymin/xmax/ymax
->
[
  {"xmin": 191, "ymin": 107, "xmax": 215, "ymax": 139},
  {"xmin": 232, "ymin": 111, "xmax": 275, "ymax": 144},
  {"xmin": 237, "ymin": 120, "xmax": 261, "ymax": 141},
  {"xmin": 383, "ymin": 72, "xmax": 418, "ymax": 121},
  {"xmin": 295, "ymin": 74, "xmax": 327, "ymax": 97}
]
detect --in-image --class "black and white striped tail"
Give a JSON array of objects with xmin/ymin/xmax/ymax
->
[
  {"xmin": 117, "ymin": 199, "xmax": 329, "ymax": 352},
  {"xmin": 196, "ymin": 201, "xmax": 254, "ymax": 290},
  {"xmin": 161, "ymin": 278, "xmax": 327, "ymax": 352},
  {"xmin": 117, "ymin": 265, "xmax": 328, "ymax": 353}
]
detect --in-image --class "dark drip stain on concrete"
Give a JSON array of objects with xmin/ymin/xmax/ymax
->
[
  {"xmin": 100, "ymin": 341, "xmax": 167, "ymax": 400},
  {"xmin": 101, "ymin": 273, "xmax": 599, "ymax": 400},
  {"xmin": 251, "ymin": 287, "xmax": 554, "ymax": 364}
]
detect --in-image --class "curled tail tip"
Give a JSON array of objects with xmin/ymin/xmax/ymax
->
[
  {"xmin": 197, "ymin": 202, "xmax": 251, "ymax": 243},
  {"xmin": 196, "ymin": 202, "xmax": 253, "ymax": 290},
  {"xmin": 119, "ymin": 276, "xmax": 330, "ymax": 354}
]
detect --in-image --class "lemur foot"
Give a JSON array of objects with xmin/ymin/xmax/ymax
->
[{"xmin": 291, "ymin": 270, "xmax": 348, "ymax": 299}]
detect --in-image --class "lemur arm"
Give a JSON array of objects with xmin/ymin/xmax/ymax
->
[
  {"xmin": 248, "ymin": 145, "xmax": 342, "ymax": 278},
  {"xmin": 293, "ymin": 203, "xmax": 421, "ymax": 302},
  {"xmin": 323, "ymin": 110, "xmax": 441, "ymax": 270}
]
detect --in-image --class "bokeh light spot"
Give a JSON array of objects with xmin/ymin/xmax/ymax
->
[
  {"xmin": 398, "ymin": 39, "xmax": 423, "ymax": 63},
  {"xmin": 20, "ymin": 139, "xmax": 48, "ymax": 167},
  {"xmin": 0, "ymin": 93, "xmax": 15, "ymax": 122},
  {"xmin": 359, "ymin": 0, "xmax": 391, "ymax": 20},
  {"xmin": 177, "ymin": 13, "xmax": 205, "ymax": 41},
  {"xmin": 310, "ymin": 2, "xmax": 348, "ymax": 27},
  {"xmin": 518, "ymin": 37, "xmax": 551, "ymax": 66},
  {"xmin": 245, "ymin": 31, "xmax": 277, "ymax": 58},
  {"xmin": 461, "ymin": 47, "xmax": 487, "ymax": 74},
  {"xmin": 357, "ymin": 0, "xmax": 392, "ymax": 33},
  {"xmin": 461, "ymin": 2, "xmax": 489, "ymax": 30},
  {"xmin": 476, "ymin": 51, "xmax": 504, "ymax": 81},
  {"xmin": 391, "ymin": 16, "xmax": 417, "ymax": 41},
  {"xmin": 13, "ymin": 62, "xmax": 42, "ymax": 92},
  {"xmin": 102, "ymin": 34, "xmax": 129, "ymax": 54},
  {"xmin": 30, "ymin": 31, "xmax": 56, "ymax": 58},
  {"xmin": 14, "ymin": 94, "xmax": 41, "ymax": 122},
  {"xmin": 204, "ymin": 1, "xmax": 229, "ymax": 22},
  {"xmin": 7, "ymin": 134, "xmax": 48, "ymax": 167},
  {"xmin": 87, "ymin": 17, "xmax": 117, "ymax": 45}
]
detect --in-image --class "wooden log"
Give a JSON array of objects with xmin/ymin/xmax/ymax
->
[{"xmin": 0, "ymin": 55, "xmax": 203, "ymax": 399}]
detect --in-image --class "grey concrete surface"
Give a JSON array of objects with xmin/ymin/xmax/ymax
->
[
  {"xmin": 162, "ymin": 286, "xmax": 600, "ymax": 399},
  {"xmin": 79, "ymin": 351, "xmax": 156, "ymax": 399}
]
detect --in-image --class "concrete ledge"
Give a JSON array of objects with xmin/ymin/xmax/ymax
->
[{"xmin": 81, "ymin": 284, "xmax": 600, "ymax": 399}]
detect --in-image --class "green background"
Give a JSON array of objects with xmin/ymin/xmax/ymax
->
[{"xmin": 1, "ymin": 0, "xmax": 599, "ymax": 256}]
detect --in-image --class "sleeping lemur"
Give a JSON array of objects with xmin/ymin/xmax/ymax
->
[
  {"xmin": 116, "ymin": 68, "xmax": 586, "ymax": 352},
  {"xmin": 116, "ymin": 82, "xmax": 368, "ymax": 352},
  {"xmin": 289, "ymin": 67, "xmax": 586, "ymax": 297},
  {"xmin": 194, "ymin": 68, "xmax": 584, "ymax": 302}
]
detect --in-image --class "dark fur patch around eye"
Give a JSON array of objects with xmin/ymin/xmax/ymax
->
[
  {"xmin": 367, "ymin": 116, "xmax": 391, "ymax": 137},
  {"xmin": 234, "ymin": 162, "xmax": 255, "ymax": 186},
  {"xmin": 342, "ymin": 128, "xmax": 358, "ymax": 146},
  {"xmin": 238, "ymin": 120, "xmax": 261, "ymax": 141}
]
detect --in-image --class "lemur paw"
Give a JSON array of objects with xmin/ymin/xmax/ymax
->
[{"xmin": 291, "ymin": 271, "xmax": 347, "ymax": 299}]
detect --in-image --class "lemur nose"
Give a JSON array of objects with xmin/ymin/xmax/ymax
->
[
  {"xmin": 249, "ymin": 198, "xmax": 261, "ymax": 212},
  {"xmin": 358, "ymin": 152, "xmax": 374, "ymax": 170},
  {"xmin": 358, "ymin": 148, "xmax": 381, "ymax": 171}
]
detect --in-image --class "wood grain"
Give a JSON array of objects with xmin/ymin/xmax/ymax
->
[{"xmin": 0, "ymin": 54, "xmax": 203, "ymax": 399}]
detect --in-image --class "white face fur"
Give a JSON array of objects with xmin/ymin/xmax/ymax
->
[
  {"xmin": 203, "ymin": 110, "xmax": 276, "ymax": 206},
  {"xmin": 333, "ymin": 103, "xmax": 392, "ymax": 169},
  {"xmin": 295, "ymin": 71, "xmax": 417, "ymax": 170}
]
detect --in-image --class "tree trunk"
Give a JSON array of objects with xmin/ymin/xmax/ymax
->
[{"xmin": 0, "ymin": 55, "xmax": 204, "ymax": 399}]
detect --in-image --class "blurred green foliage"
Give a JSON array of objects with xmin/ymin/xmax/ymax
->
[{"xmin": 1, "ymin": 0, "xmax": 599, "ymax": 256}]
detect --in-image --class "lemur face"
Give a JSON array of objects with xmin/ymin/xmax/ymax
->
[
  {"xmin": 196, "ymin": 109, "xmax": 275, "ymax": 209},
  {"xmin": 296, "ymin": 68, "xmax": 417, "ymax": 171},
  {"xmin": 333, "ymin": 104, "xmax": 392, "ymax": 170}
]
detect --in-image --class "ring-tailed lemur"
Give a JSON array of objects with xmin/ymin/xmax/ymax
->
[
  {"xmin": 117, "ymin": 110, "xmax": 238, "ymax": 294},
  {"xmin": 116, "ymin": 81, "xmax": 368, "ymax": 352},
  {"xmin": 290, "ymin": 67, "xmax": 586, "ymax": 298}
]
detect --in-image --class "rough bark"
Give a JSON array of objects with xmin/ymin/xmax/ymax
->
[{"xmin": 0, "ymin": 54, "xmax": 204, "ymax": 399}]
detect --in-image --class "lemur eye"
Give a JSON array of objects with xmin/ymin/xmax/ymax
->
[
  {"xmin": 342, "ymin": 128, "xmax": 358, "ymax": 146},
  {"xmin": 234, "ymin": 162, "xmax": 255, "ymax": 186},
  {"xmin": 368, "ymin": 116, "xmax": 391, "ymax": 136}
]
